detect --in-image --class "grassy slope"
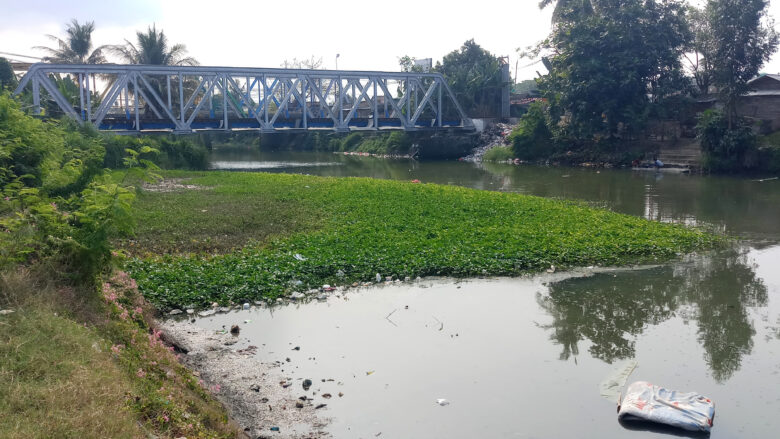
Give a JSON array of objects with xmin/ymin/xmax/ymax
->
[
  {"xmin": 0, "ymin": 269, "xmax": 238, "ymax": 439},
  {"xmin": 0, "ymin": 308, "xmax": 142, "ymax": 438},
  {"xmin": 123, "ymin": 171, "xmax": 720, "ymax": 310}
]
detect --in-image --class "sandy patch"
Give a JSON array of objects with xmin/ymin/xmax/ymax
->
[{"xmin": 142, "ymin": 178, "xmax": 207, "ymax": 192}]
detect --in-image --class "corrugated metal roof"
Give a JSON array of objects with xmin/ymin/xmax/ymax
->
[
  {"xmin": 749, "ymin": 74, "xmax": 780, "ymax": 84},
  {"xmin": 745, "ymin": 90, "xmax": 780, "ymax": 96}
]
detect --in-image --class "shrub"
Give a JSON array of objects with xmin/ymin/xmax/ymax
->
[
  {"xmin": 1, "ymin": 93, "xmax": 155, "ymax": 282},
  {"xmin": 483, "ymin": 146, "xmax": 513, "ymax": 161},
  {"xmin": 509, "ymin": 102, "xmax": 554, "ymax": 160},
  {"xmin": 104, "ymin": 135, "xmax": 207, "ymax": 170},
  {"xmin": 697, "ymin": 110, "xmax": 758, "ymax": 172}
]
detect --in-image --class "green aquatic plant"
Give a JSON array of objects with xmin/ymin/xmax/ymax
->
[{"xmin": 124, "ymin": 171, "xmax": 722, "ymax": 310}]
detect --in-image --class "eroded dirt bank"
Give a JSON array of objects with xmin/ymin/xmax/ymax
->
[{"xmin": 160, "ymin": 320, "xmax": 330, "ymax": 439}]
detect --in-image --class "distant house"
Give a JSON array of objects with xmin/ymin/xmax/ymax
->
[{"xmin": 738, "ymin": 74, "xmax": 780, "ymax": 132}]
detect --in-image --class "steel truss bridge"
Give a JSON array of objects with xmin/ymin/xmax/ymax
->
[{"xmin": 13, "ymin": 63, "xmax": 473, "ymax": 134}]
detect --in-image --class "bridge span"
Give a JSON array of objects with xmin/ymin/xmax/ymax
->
[{"xmin": 13, "ymin": 63, "xmax": 473, "ymax": 134}]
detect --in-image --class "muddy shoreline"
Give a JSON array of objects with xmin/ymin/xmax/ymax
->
[{"xmin": 159, "ymin": 320, "xmax": 330, "ymax": 439}]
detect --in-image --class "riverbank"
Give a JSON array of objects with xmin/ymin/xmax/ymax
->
[
  {"xmin": 0, "ymin": 269, "xmax": 241, "ymax": 438},
  {"xmin": 121, "ymin": 171, "xmax": 721, "ymax": 311}
]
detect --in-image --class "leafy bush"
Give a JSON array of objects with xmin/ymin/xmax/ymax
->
[
  {"xmin": 509, "ymin": 102, "xmax": 555, "ymax": 160},
  {"xmin": 104, "ymin": 135, "xmax": 207, "ymax": 170},
  {"xmin": 697, "ymin": 110, "xmax": 758, "ymax": 172},
  {"xmin": 0, "ymin": 93, "xmax": 155, "ymax": 282},
  {"xmin": 482, "ymin": 146, "xmax": 514, "ymax": 161}
]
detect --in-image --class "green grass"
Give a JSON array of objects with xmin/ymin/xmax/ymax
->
[
  {"xmin": 482, "ymin": 146, "xmax": 514, "ymax": 162},
  {"xmin": 0, "ymin": 268, "xmax": 238, "ymax": 439},
  {"xmin": 123, "ymin": 171, "xmax": 721, "ymax": 310},
  {"xmin": 0, "ymin": 308, "xmax": 142, "ymax": 438},
  {"xmin": 124, "ymin": 172, "xmax": 322, "ymax": 255}
]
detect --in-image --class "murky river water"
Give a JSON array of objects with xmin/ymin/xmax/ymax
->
[{"xmin": 197, "ymin": 148, "xmax": 780, "ymax": 438}]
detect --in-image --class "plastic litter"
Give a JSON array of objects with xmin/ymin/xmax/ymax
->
[
  {"xmin": 436, "ymin": 398, "xmax": 450, "ymax": 406},
  {"xmin": 599, "ymin": 360, "xmax": 638, "ymax": 403},
  {"xmin": 618, "ymin": 381, "xmax": 715, "ymax": 432}
]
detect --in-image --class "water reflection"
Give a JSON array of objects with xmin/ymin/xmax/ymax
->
[
  {"xmin": 538, "ymin": 247, "xmax": 768, "ymax": 381},
  {"xmin": 207, "ymin": 148, "xmax": 780, "ymax": 384}
]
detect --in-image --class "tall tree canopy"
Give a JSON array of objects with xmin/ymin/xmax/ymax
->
[
  {"xmin": 0, "ymin": 58, "xmax": 17, "ymax": 91},
  {"xmin": 539, "ymin": 0, "xmax": 593, "ymax": 22},
  {"xmin": 35, "ymin": 19, "xmax": 106, "ymax": 64},
  {"xmin": 538, "ymin": 0, "xmax": 689, "ymax": 139},
  {"xmin": 435, "ymin": 39, "xmax": 505, "ymax": 116},
  {"xmin": 707, "ymin": 0, "xmax": 778, "ymax": 127},
  {"xmin": 685, "ymin": 6, "xmax": 717, "ymax": 95}
]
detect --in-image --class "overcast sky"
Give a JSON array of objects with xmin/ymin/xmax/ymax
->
[{"xmin": 2, "ymin": 0, "xmax": 780, "ymax": 81}]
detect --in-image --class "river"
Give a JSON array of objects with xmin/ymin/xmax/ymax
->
[{"xmin": 197, "ymin": 148, "xmax": 780, "ymax": 438}]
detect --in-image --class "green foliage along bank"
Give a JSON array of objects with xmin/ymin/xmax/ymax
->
[
  {"xmin": 213, "ymin": 130, "xmax": 476, "ymax": 159},
  {"xmin": 125, "ymin": 171, "xmax": 721, "ymax": 310},
  {"xmin": 1, "ymin": 93, "xmax": 238, "ymax": 438}
]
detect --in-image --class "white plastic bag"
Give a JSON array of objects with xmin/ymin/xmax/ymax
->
[{"xmin": 618, "ymin": 381, "xmax": 715, "ymax": 432}]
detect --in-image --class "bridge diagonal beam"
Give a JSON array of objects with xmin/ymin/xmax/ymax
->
[
  {"xmin": 94, "ymin": 74, "xmax": 130, "ymax": 127},
  {"xmin": 413, "ymin": 78, "xmax": 440, "ymax": 116},
  {"xmin": 268, "ymin": 78, "xmax": 301, "ymax": 127},
  {"xmin": 137, "ymin": 73, "xmax": 183, "ymax": 129},
  {"xmin": 286, "ymin": 77, "xmax": 316, "ymax": 121},
  {"xmin": 376, "ymin": 79, "xmax": 410, "ymax": 128},
  {"xmin": 213, "ymin": 74, "xmax": 246, "ymax": 120},
  {"xmin": 410, "ymin": 79, "xmax": 439, "ymax": 124},
  {"xmin": 36, "ymin": 71, "xmax": 80, "ymax": 119},
  {"xmin": 304, "ymin": 75, "xmax": 339, "ymax": 124},
  {"xmin": 343, "ymin": 78, "xmax": 374, "ymax": 125},
  {"xmin": 226, "ymin": 76, "xmax": 268, "ymax": 129},
  {"xmin": 181, "ymin": 75, "xmax": 208, "ymax": 121},
  {"xmin": 186, "ymin": 76, "xmax": 219, "ymax": 126}
]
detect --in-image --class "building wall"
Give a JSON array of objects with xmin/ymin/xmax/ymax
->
[
  {"xmin": 738, "ymin": 95, "xmax": 780, "ymax": 132},
  {"xmin": 751, "ymin": 76, "xmax": 780, "ymax": 91}
]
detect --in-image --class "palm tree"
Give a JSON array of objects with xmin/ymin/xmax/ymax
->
[
  {"xmin": 109, "ymin": 25, "xmax": 197, "ymax": 66},
  {"xmin": 109, "ymin": 26, "xmax": 198, "ymax": 117},
  {"xmin": 35, "ymin": 19, "xmax": 107, "ymax": 64},
  {"xmin": 34, "ymin": 19, "xmax": 107, "ymax": 114}
]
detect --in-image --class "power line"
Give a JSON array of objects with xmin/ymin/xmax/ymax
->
[{"xmin": 0, "ymin": 51, "xmax": 42, "ymax": 60}]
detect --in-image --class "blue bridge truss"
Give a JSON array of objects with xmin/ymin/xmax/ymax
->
[{"xmin": 14, "ymin": 63, "xmax": 473, "ymax": 134}]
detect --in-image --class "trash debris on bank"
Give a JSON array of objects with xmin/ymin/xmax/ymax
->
[{"xmin": 461, "ymin": 122, "xmax": 516, "ymax": 163}]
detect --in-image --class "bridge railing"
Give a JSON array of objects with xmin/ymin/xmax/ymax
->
[{"xmin": 13, "ymin": 63, "xmax": 473, "ymax": 133}]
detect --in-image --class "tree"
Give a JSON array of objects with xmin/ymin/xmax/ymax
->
[
  {"xmin": 539, "ymin": 0, "xmax": 593, "ymax": 22},
  {"xmin": 707, "ymin": 0, "xmax": 778, "ymax": 128},
  {"xmin": 537, "ymin": 0, "xmax": 689, "ymax": 139},
  {"xmin": 280, "ymin": 56, "xmax": 323, "ymax": 70},
  {"xmin": 109, "ymin": 26, "xmax": 197, "ymax": 115},
  {"xmin": 0, "ymin": 58, "xmax": 17, "ymax": 91},
  {"xmin": 435, "ymin": 40, "xmax": 505, "ymax": 116},
  {"xmin": 684, "ymin": 6, "xmax": 717, "ymax": 95},
  {"xmin": 398, "ymin": 55, "xmax": 424, "ymax": 73},
  {"xmin": 34, "ymin": 19, "xmax": 107, "ymax": 64},
  {"xmin": 109, "ymin": 25, "xmax": 196, "ymax": 66}
]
